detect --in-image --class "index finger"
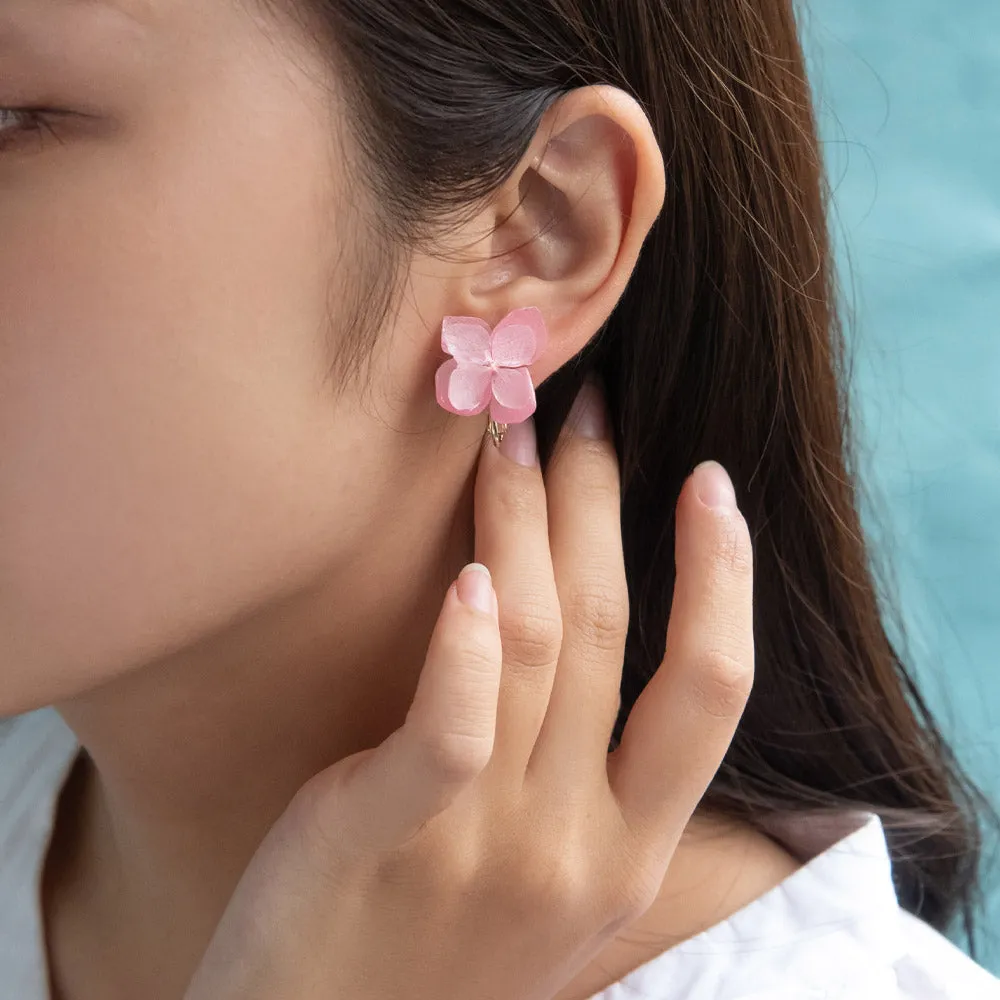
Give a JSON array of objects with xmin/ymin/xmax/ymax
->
[{"xmin": 474, "ymin": 419, "xmax": 564, "ymax": 782}]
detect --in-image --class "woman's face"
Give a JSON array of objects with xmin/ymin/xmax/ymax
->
[{"xmin": 0, "ymin": 0, "xmax": 458, "ymax": 713}]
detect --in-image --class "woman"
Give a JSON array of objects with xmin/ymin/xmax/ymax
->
[{"xmin": 1, "ymin": 0, "xmax": 997, "ymax": 997}]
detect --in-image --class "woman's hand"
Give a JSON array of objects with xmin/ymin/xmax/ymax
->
[{"xmin": 183, "ymin": 382, "xmax": 755, "ymax": 1000}]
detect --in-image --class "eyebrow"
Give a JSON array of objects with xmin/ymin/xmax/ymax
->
[
  {"xmin": 0, "ymin": 0, "xmax": 150, "ymax": 26},
  {"xmin": 66, "ymin": 0, "xmax": 151, "ymax": 22},
  {"xmin": 63, "ymin": 0, "xmax": 148, "ymax": 13},
  {"xmin": 0, "ymin": 0, "xmax": 148, "ymax": 54}
]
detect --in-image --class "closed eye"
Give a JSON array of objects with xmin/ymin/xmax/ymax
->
[{"xmin": 0, "ymin": 108, "xmax": 63, "ymax": 151}]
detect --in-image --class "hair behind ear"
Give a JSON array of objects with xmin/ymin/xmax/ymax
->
[{"xmin": 293, "ymin": 0, "xmax": 995, "ymax": 949}]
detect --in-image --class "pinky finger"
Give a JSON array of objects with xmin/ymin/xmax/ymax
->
[
  {"xmin": 405, "ymin": 562, "xmax": 504, "ymax": 794},
  {"xmin": 608, "ymin": 463, "xmax": 754, "ymax": 851}
]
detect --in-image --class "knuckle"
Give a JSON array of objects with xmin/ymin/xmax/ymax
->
[
  {"xmin": 501, "ymin": 600, "xmax": 563, "ymax": 670},
  {"xmin": 414, "ymin": 727, "xmax": 494, "ymax": 785},
  {"xmin": 284, "ymin": 771, "xmax": 345, "ymax": 860},
  {"xmin": 426, "ymin": 840, "xmax": 479, "ymax": 890},
  {"xmin": 437, "ymin": 630, "xmax": 501, "ymax": 683},
  {"xmin": 612, "ymin": 854, "xmax": 664, "ymax": 921},
  {"xmin": 692, "ymin": 647, "xmax": 754, "ymax": 719},
  {"xmin": 492, "ymin": 476, "xmax": 542, "ymax": 525},
  {"xmin": 379, "ymin": 830, "xmax": 477, "ymax": 891},
  {"xmin": 564, "ymin": 580, "xmax": 629, "ymax": 654},
  {"xmin": 285, "ymin": 778, "xmax": 325, "ymax": 843},
  {"xmin": 521, "ymin": 846, "xmax": 591, "ymax": 912},
  {"xmin": 708, "ymin": 511, "xmax": 754, "ymax": 578},
  {"xmin": 560, "ymin": 442, "xmax": 620, "ymax": 499}
]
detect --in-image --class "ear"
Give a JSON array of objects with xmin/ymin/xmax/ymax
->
[{"xmin": 449, "ymin": 85, "xmax": 666, "ymax": 385}]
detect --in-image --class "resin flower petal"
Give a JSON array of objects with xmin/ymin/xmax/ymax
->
[
  {"xmin": 441, "ymin": 316, "xmax": 492, "ymax": 365},
  {"xmin": 435, "ymin": 359, "xmax": 492, "ymax": 415},
  {"xmin": 489, "ymin": 366, "xmax": 536, "ymax": 424},
  {"xmin": 436, "ymin": 307, "xmax": 548, "ymax": 425},
  {"xmin": 490, "ymin": 306, "xmax": 547, "ymax": 368}
]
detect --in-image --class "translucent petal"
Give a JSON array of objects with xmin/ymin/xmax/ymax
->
[
  {"xmin": 436, "ymin": 359, "xmax": 492, "ymax": 415},
  {"xmin": 441, "ymin": 316, "xmax": 492, "ymax": 364},
  {"xmin": 490, "ymin": 307, "xmax": 547, "ymax": 367},
  {"xmin": 490, "ymin": 366, "xmax": 536, "ymax": 423}
]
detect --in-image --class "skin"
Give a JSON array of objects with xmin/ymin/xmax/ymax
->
[{"xmin": 1, "ymin": 0, "xmax": 800, "ymax": 997}]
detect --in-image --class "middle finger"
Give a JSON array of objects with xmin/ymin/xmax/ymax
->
[{"xmin": 530, "ymin": 380, "xmax": 628, "ymax": 781}]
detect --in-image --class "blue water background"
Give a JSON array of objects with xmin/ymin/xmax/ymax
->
[{"xmin": 803, "ymin": 0, "xmax": 1000, "ymax": 971}]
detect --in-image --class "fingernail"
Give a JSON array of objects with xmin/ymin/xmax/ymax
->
[
  {"xmin": 693, "ymin": 461, "xmax": 737, "ymax": 511},
  {"xmin": 456, "ymin": 563, "xmax": 497, "ymax": 617},
  {"xmin": 567, "ymin": 380, "xmax": 608, "ymax": 440},
  {"xmin": 498, "ymin": 418, "xmax": 538, "ymax": 467}
]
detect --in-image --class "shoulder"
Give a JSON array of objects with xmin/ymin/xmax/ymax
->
[
  {"xmin": 0, "ymin": 708, "xmax": 79, "ymax": 840},
  {"xmin": 0, "ymin": 710, "xmax": 81, "ymax": 1000},
  {"xmin": 602, "ymin": 812, "xmax": 1000, "ymax": 1000},
  {"xmin": 0, "ymin": 706, "xmax": 77, "ymax": 767},
  {"xmin": 640, "ymin": 899, "xmax": 1000, "ymax": 1000},
  {"xmin": 892, "ymin": 910, "xmax": 1000, "ymax": 998}
]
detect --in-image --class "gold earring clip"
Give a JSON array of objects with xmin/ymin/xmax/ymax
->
[{"xmin": 487, "ymin": 419, "xmax": 508, "ymax": 448}]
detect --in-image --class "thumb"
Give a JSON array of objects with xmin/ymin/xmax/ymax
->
[{"xmin": 292, "ymin": 564, "xmax": 503, "ymax": 860}]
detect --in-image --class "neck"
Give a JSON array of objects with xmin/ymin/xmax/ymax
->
[
  {"xmin": 47, "ymin": 477, "xmax": 474, "ymax": 1000},
  {"xmin": 42, "ymin": 463, "xmax": 801, "ymax": 1000}
]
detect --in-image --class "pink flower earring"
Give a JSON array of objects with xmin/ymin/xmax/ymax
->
[{"xmin": 434, "ymin": 306, "xmax": 547, "ymax": 447}]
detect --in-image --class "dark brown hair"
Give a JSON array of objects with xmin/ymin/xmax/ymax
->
[{"xmin": 273, "ymin": 0, "xmax": 994, "ymax": 948}]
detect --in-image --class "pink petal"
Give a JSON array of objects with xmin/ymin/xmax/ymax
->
[
  {"xmin": 489, "ymin": 366, "xmax": 536, "ymax": 424},
  {"xmin": 441, "ymin": 316, "xmax": 492, "ymax": 364},
  {"xmin": 435, "ymin": 359, "xmax": 492, "ymax": 415},
  {"xmin": 490, "ymin": 307, "xmax": 547, "ymax": 368}
]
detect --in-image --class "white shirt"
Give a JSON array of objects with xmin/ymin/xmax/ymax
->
[{"xmin": 2, "ymin": 708, "xmax": 998, "ymax": 999}]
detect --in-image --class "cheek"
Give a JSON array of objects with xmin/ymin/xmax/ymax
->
[{"xmin": 0, "ymin": 117, "xmax": 369, "ymax": 713}]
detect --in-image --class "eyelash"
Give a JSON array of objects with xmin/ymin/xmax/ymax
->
[{"xmin": 0, "ymin": 108, "xmax": 60, "ymax": 150}]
